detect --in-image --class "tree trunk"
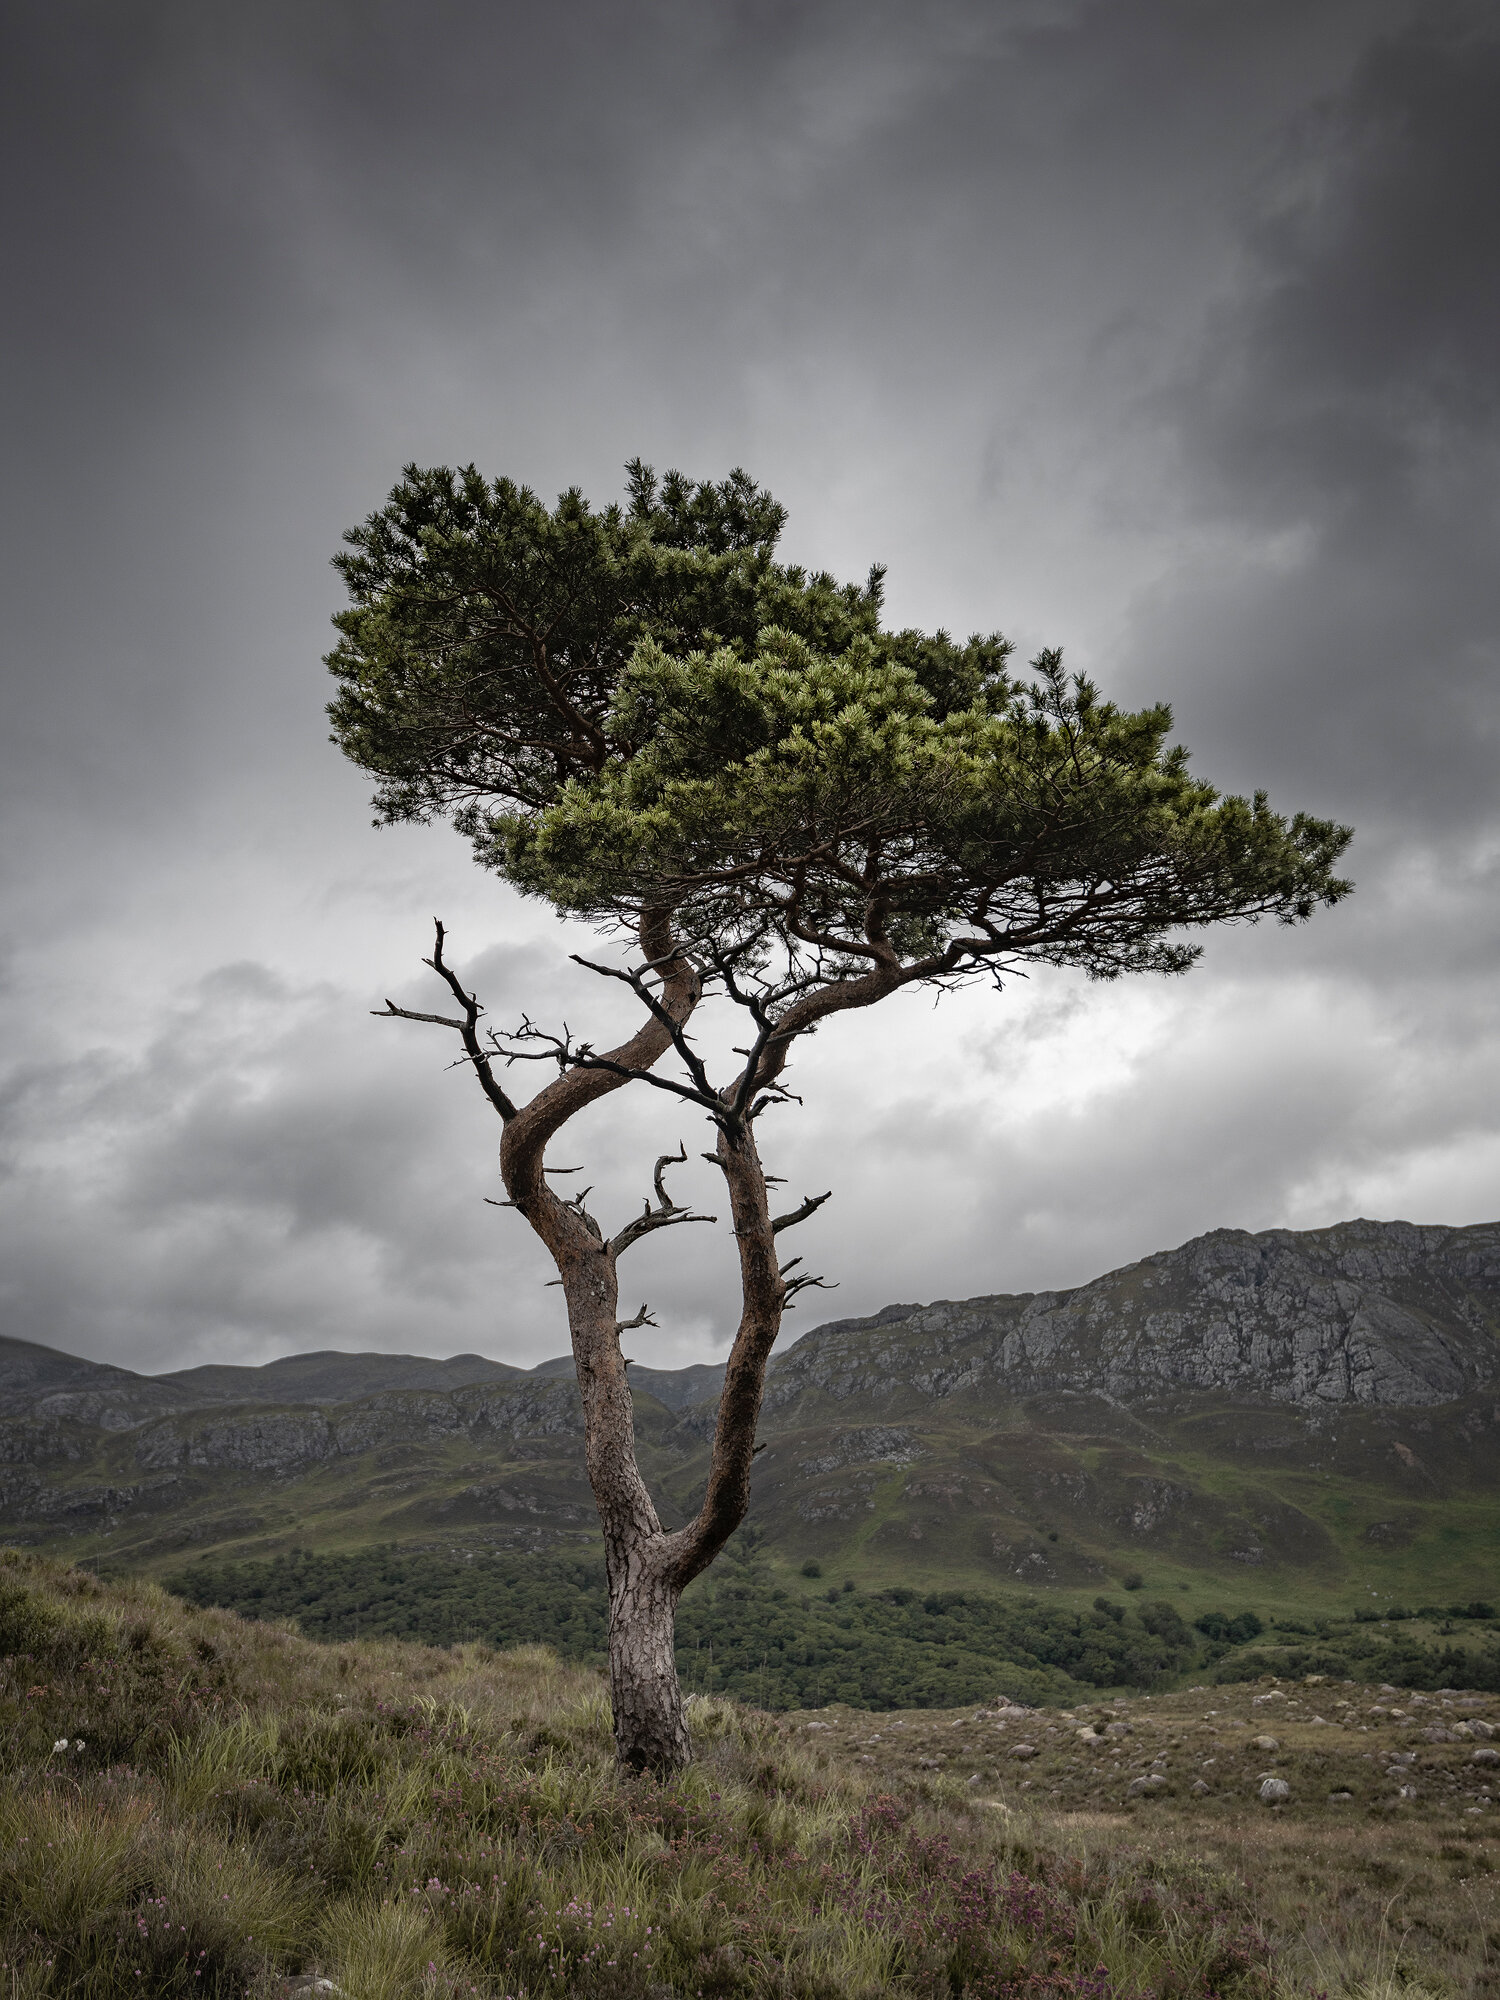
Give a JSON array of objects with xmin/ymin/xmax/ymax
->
[
  {"xmin": 420, "ymin": 909, "xmax": 796, "ymax": 1774},
  {"xmin": 606, "ymin": 1542, "xmax": 689, "ymax": 1773}
]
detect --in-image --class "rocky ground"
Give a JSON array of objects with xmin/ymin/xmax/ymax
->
[
  {"xmin": 790, "ymin": 1673, "xmax": 1500, "ymax": 1996},
  {"xmin": 790, "ymin": 1675, "xmax": 1500, "ymax": 1820}
]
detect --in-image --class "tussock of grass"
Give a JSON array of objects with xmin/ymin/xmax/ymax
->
[{"xmin": 0, "ymin": 1548, "xmax": 1425, "ymax": 1998}]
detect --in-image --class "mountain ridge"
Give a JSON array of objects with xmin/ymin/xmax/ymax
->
[
  {"xmin": 2, "ymin": 1216, "xmax": 1496, "ymax": 1616},
  {"xmin": 764, "ymin": 1217, "xmax": 1500, "ymax": 1415},
  {"xmin": 5, "ymin": 1215, "xmax": 1494, "ymax": 1428}
]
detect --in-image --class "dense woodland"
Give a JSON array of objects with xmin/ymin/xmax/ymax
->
[{"xmin": 167, "ymin": 1545, "xmax": 1500, "ymax": 1707}]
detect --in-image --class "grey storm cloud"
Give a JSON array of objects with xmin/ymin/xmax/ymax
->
[
  {"xmin": 1127, "ymin": 11, "xmax": 1500, "ymax": 832},
  {"xmin": 1, "ymin": 0, "xmax": 1498, "ymax": 1376}
]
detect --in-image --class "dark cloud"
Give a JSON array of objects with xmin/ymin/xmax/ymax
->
[
  {"xmin": 1128, "ymin": 9, "xmax": 1500, "ymax": 829},
  {"xmin": 1, "ymin": 0, "xmax": 1497, "ymax": 1373}
]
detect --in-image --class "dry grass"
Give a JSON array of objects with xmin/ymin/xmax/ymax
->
[
  {"xmin": 1, "ymin": 1551, "xmax": 1495, "ymax": 1996},
  {"xmin": 790, "ymin": 1677, "xmax": 1500, "ymax": 1998}
]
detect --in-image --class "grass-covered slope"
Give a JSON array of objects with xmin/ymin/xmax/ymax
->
[
  {"xmin": 0, "ymin": 1549, "xmax": 1313, "ymax": 2000},
  {"xmin": 7, "ymin": 1378, "xmax": 1499, "ymax": 1629},
  {"xmin": 2, "ymin": 1551, "xmax": 1499, "ymax": 1998}
]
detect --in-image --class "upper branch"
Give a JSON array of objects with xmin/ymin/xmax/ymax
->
[
  {"xmin": 374, "ymin": 919, "xmax": 519, "ymax": 1122},
  {"xmin": 498, "ymin": 907, "xmax": 704, "ymax": 1233}
]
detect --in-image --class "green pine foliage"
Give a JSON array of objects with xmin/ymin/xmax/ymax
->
[{"xmin": 328, "ymin": 461, "xmax": 1351, "ymax": 973}]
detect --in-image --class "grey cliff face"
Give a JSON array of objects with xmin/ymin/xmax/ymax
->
[
  {"xmin": 130, "ymin": 1379, "xmax": 588, "ymax": 1476},
  {"xmin": 761, "ymin": 1220, "xmax": 1500, "ymax": 1415}
]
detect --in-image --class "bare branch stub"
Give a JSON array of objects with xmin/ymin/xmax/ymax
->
[
  {"xmin": 782, "ymin": 1270, "xmax": 837, "ymax": 1306},
  {"xmin": 653, "ymin": 1141, "xmax": 688, "ymax": 1208},
  {"xmin": 771, "ymin": 1190, "xmax": 832, "ymax": 1235},
  {"xmin": 609, "ymin": 1142, "xmax": 719, "ymax": 1258},
  {"xmin": 616, "ymin": 1303, "xmax": 657, "ymax": 1332}
]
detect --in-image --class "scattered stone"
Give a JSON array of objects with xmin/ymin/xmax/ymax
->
[
  {"xmin": 1253, "ymin": 1735, "xmax": 1280, "ymax": 1752},
  {"xmin": 1472, "ymin": 1720, "xmax": 1497, "ymax": 1739},
  {"xmin": 1422, "ymin": 1726, "xmax": 1454, "ymax": 1742},
  {"xmin": 1190, "ymin": 1778, "xmax": 1211, "ymax": 1796},
  {"xmin": 1259, "ymin": 1778, "xmax": 1291, "ymax": 1805},
  {"xmin": 1128, "ymin": 1773, "xmax": 1167, "ymax": 1797},
  {"xmin": 1471, "ymin": 1748, "xmax": 1500, "ymax": 1766},
  {"xmin": 1010, "ymin": 1743, "xmax": 1037, "ymax": 1761},
  {"xmin": 1328, "ymin": 1790, "xmax": 1354, "ymax": 1802},
  {"xmin": 916, "ymin": 1757, "xmax": 943, "ymax": 1769}
]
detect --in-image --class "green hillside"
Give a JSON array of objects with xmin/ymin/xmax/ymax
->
[
  {"xmin": 11, "ymin": 1378, "xmax": 1494, "ymax": 1630},
  {"xmin": 3, "ymin": 1217, "xmax": 1496, "ymax": 1700}
]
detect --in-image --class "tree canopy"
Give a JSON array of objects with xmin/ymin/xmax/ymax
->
[{"xmin": 328, "ymin": 460, "xmax": 1353, "ymax": 994}]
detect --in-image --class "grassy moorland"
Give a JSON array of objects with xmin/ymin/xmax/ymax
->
[{"xmin": 0, "ymin": 1551, "xmax": 1497, "ymax": 1998}]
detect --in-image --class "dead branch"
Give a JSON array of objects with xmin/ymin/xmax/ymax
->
[
  {"xmin": 372, "ymin": 921, "xmax": 519, "ymax": 1123},
  {"xmin": 770, "ymin": 1190, "xmax": 832, "ymax": 1234},
  {"xmin": 609, "ymin": 1143, "xmax": 718, "ymax": 1257},
  {"xmin": 782, "ymin": 1263, "xmax": 837, "ymax": 1306}
]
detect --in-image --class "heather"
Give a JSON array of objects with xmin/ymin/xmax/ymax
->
[{"xmin": 0, "ymin": 1550, "xmax": 1294, "ymax": 1999}]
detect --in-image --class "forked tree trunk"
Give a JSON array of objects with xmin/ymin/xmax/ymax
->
[{"xmin": 405, "ymin": 912, "xmax": 893, "ymax": 1774}]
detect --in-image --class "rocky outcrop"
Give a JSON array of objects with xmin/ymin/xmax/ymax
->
[
  {"xmin": 130, "ymin": 1378, "xmax": 587, "ymax": 1476},
  {"xmin": 760, "ymin": 1220, "xmax": 1500, "ymax": 1414}
]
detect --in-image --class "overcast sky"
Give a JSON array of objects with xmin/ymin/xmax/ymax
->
[{"xmin": 2, "ymin": 0, "xmax": 1497, "ymax": 1377}]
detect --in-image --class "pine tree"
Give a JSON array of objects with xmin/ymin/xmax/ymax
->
[{"xmin": 328, "ymin": 460, "xmax": 1352, "ymax": 1771}]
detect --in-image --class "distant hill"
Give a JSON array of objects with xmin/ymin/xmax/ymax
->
[
  {"xmin": 163, "ymin": 1350, "xmax": 525, "ymax": 1404},
  {"xmin": 0, "ymin": 1217, "xmax": 1496, "ymax": 1620}
]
